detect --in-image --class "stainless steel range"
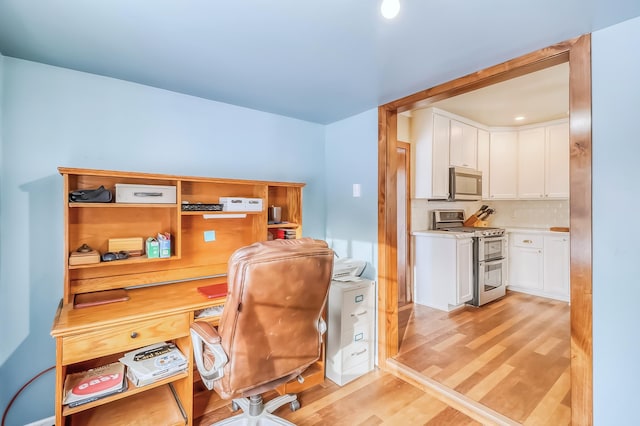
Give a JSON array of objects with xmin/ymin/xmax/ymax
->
[{"xmin": 432, "ymin": 210, "xmax": 507, "ymax": 306}]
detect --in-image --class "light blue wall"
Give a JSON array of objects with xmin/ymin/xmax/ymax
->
[
  {"xmin": 0, "ymin": 58, "xmax": 326, "ymax": 425},
  {"xmin": 592, "ymin": 15, "xmax": 640, "ymax": 424},
  {"xmin": 3, "ymin": 13, "xmax": 640, "ymax": 424},
  {"xmin": 324, "ymin": 109, "xmax": 378, "ymax": 273}
]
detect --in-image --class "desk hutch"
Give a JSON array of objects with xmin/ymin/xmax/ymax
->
[{"xmin": 50, "ymin": 167, "xmax": 322, "ymax": 425}]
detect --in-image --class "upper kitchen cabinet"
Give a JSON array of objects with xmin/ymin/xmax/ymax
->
[
  {"xmin": 449, "ymin": 120, "xmax": 478, "ymax": 169},
  {"xmin": 545, "ymin": 122, "xmax": 570, "ymax": 199},
  {"xmin": 412, "ymin": 108, "xmax": 482, "ymax": 199},
  {"xmin": 517, "ymin": 121, "xmax": 569, "ymax": 200},
  {"xmin": 477, "ymin": 129, "xmax": 490, "ymax": 199},
  {"xmin": 488, "ymin": 131, "xmax": 518, "ymax": 199},
  {"xmin": 412, "ymin": 108, "xmax": 450, "ymax": 199},
  {"xmin": 517, "ymin": 127, "xmax": 546, "ymax": 198}
]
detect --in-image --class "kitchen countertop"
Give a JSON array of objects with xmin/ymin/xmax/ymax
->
[
  {"xmin": 411, "ymin": 230, "xmax": 474, "ymax": 239},
  {"xmin": 413, "ymin": 227, "xmax": 570, "ymax": 237},
  {"xmin": 504, "ymin": 226, "xmax": 570, "ymax": 235}
]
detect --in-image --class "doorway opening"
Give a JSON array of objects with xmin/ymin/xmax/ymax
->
[{"xmin": 377, "ymin": 35, "xmax": 592, "ymax": 424}]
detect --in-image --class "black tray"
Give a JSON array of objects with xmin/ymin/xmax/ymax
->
[{"xmin": 181, "ymin": 203, "xmax": 224, "ymax": 212}]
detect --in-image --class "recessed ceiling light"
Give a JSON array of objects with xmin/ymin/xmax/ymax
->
[
  {"xmin": 514, "ymin": 116, "xmax": 525, "ymax": 121},
  {"xmin": 381, "ymin": 0, "xmax": 400, "ymax": 19}
]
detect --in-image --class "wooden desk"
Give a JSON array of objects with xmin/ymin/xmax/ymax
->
[
  {"xmin": 52, "ymin": 168, "xmax": 319, "ymax": 425},
  {"xmin": 51, "ymin": 277, "xmax": 226, "ymax": 425}
]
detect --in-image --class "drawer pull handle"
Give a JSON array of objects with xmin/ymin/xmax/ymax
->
[
  {"xmin": 350, "ymin": 310, "xmax": 368, "ymax": 317},
  {"xmin": 130, "ymin": 332, "xmax": 139, "ymax": 338},
  {"xmin": 523, "ymin": 239, "xmax": 532, "ymax": 244},
  {"xmin": 351, "ymin": 349, "xmax": 367, "ymax": 356}
]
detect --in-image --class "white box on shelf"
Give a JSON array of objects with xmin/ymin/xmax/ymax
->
[
  {"xmin": 219, "ymin": 197, "xmax": 263, "ymax": 212},
  {"xmin": 243, "ymin": 198, "xmax": 263, "ymax": 211},
  {"xmin": 115, "ymin": 184, "xmax": 176, "ymax": 204}
]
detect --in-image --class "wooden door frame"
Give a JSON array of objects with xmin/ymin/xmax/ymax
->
[
  {"xmin": 377, "ymin": 35, "xmax": 592, "ymax": 424},
  {"xmin": 397, "ymin": 141, "xmax": 412, "ymax": 306}
]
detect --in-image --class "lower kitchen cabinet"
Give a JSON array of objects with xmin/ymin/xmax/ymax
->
[
  {"xmin": 543, "ymin": 234, "xmax": 571, "ymax": 298},
  {"xmin": 508, "ymin": 231, "xmax": 570, "ymax": 301},
  {"xmin": 413, "ymin": 233, "xmax": 473, "ymax": 311}
]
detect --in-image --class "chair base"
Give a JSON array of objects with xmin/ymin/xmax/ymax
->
[{"xmin": 212, "ymin": 394, "xmax": 298, "ymax": 425}]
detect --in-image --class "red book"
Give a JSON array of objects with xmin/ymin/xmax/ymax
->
[{"xmin": 197, "ymin": 283, "xmax": 228, "ymax": 299}]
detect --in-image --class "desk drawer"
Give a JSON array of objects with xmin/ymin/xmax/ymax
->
[{"xmin": 62, "ymin": 313, "xmax": 189, "ymax": 365}]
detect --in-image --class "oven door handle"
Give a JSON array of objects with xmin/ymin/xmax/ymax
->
[{"xmin": 482, "ymin": 258, "xmax": 505, "ymax": 266}]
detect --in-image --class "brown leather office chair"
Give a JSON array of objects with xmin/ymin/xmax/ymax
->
[{"xmin": 190, "ymin": 238, "xmax": 334, "ymax": 425}]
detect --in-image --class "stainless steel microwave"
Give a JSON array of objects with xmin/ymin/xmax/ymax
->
[{"xmin": 449, "ymin": 167, "xmax": 482, "ymax": 201}]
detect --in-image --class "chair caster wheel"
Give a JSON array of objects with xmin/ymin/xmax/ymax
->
[
  {"xmin": 290, "ymin": 400, "xmax": 301, "ymax": 412},
  {"xmin": 232, "ymin": 401, "xmax": 240, "ymax": 411}
]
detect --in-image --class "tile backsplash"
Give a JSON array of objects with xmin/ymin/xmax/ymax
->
[{"xmin": 411, "ymin": 199, "xmax": 569, "ymax": 231}]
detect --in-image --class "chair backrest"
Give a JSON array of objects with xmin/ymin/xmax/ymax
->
[{"xmin": 213, "ymin": 238, "xmax": 334, "ymax": 399}]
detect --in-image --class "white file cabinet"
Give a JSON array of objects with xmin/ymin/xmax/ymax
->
[{"xmin": 325, "ymin": 278, "xmax": 375, "ymax": 386}]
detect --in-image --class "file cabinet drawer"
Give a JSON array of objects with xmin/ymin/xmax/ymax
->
[
  {"xmin": 62, "ymin": 313, "xmax": 189, "ymax": 365},
  {"xmin": 342, "ymin": 340, "xmax": 370, "ymax": 371}
]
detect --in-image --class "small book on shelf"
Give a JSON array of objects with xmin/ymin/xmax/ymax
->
[
  {"xmin": 119, "ymin": 342, "xmax": 188, "ymax": 387},
  {"xmin": 63, "ymin": 362, "xmax": 127, "ymax": 407}
]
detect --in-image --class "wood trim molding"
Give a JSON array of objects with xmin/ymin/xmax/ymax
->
[
  {"xmin": 568, "ymin": 34, "xmax": 593, "ymax": 426},
  {"xmin": 377, "ymin": 35, "xmax": 592, "ymax": 424}
]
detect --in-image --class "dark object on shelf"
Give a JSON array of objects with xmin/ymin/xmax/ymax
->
[
  {"xmin": 69, "ymin": 185, "xmax": 112, "ymax": 203},
  {"xmin": 181, "ymin": 203, "xmax": 224, "ymax": 212},
  {"xmin": 101, "ymin": 251, "xmax": 130, "ymax": 262}
]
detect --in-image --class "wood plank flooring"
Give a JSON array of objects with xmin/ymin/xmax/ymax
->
[
  {"xmin": 194, "ymin": 370, "xmax": 482, "ymax": 425},
  {"xmin": 394, "ymin": 291, "xmax": 571, "ymax": 425}
]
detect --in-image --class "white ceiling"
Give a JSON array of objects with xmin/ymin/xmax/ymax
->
[
  {"xmin": 0, "ymin": 1, "xmax": 639, "ymax": 124},
  {"xmin": 426, "ymin": 63, "xmax": 569, "ymax": 127}
]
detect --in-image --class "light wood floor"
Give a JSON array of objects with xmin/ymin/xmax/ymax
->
[
  {"xmin": 394, "ymin": 291, "xmax": 571, "ymax": 425},
  {"xmin": 194, "ymin": 369, "xmax": 482, "ymax": 425},
  {"xmin": 194, "ymin": 291, "xmax": 569, "ymax": 425}
]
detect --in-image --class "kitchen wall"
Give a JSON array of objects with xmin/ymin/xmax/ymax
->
[{"xmin": 482, "ymin": 200, "xmax": 569, "ymax": 228}]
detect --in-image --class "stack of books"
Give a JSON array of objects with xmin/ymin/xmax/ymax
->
[
  {"xmin": 119, "ymin": 342, "xmax": 188, "ymax": 387},
  {"xmin": 63, "ymin": 362, "xmax": 127, "ymax": 407},
  {"xmin": 269, "ymin": 229, "xmax": 297, "ymax": 240}
]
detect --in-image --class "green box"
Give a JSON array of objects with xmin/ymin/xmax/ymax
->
[{"xmin": 146, "ymin": 238, "xmax": 159, "ymax": 259}]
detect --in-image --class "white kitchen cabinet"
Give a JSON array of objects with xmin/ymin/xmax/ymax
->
[
  {"xmin": 413, "ymin": 233, "xmax": 473, "ymax": 311},
  {"xmin": 326, "ymin": 279, "xmax": 376, "ymax": 386},
  {"xmin": 517, "ymin": 127, "xmax": 546, "ymax": 199},
  {"xmin": 489, "ymin": 131, "xmax": 518, "ymax": 199},
  {"xmin": 456, "ymin": 238, "xmax": 474, "ymax": 304},
  {"xmin": 477, "ymin": 129, "xmax": 490, "ymax": 199},
  {"xmin": 508, "ymin": 231, "xmax": 570, "ymax": 301},
  {"xmin": 543, "ymin": 234, "xmax": 570, "ymax": 298},
  {"xmin": 412, "ymin": 108, "xmax": 450, "ymax": 199},
  {"xmin": 509, "ymin": 233, "xmax": 544, "ymax": 290},
  {"xmin": 450, "ymin": 119, "xmax": 478, "ymax": 169},
  {"xmin": 545, "ymin": 122, "xmax": 570, "ymax": 199}
]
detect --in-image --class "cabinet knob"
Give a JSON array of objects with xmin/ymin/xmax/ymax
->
[{"xmin": 130, "ymin": 332, "xmax": 139, "ymax": 339}]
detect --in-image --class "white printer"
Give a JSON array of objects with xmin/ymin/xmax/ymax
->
[
  {"xmin": 332, "ymin": 258, "xmax": 366, "ymax": 281},
  {"xmin": 326, "ymin": 258, "xmax": 376, "ymax": 386}
]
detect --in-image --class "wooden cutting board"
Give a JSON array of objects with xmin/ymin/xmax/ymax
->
[{"xmin": 550, "ymin": 226, "xmax": 570, "ymax": 232}]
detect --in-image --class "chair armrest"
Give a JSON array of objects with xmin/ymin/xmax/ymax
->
[{"xmin": 190, "ymin": 321, "xmax": 228, "ymax": 389}]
